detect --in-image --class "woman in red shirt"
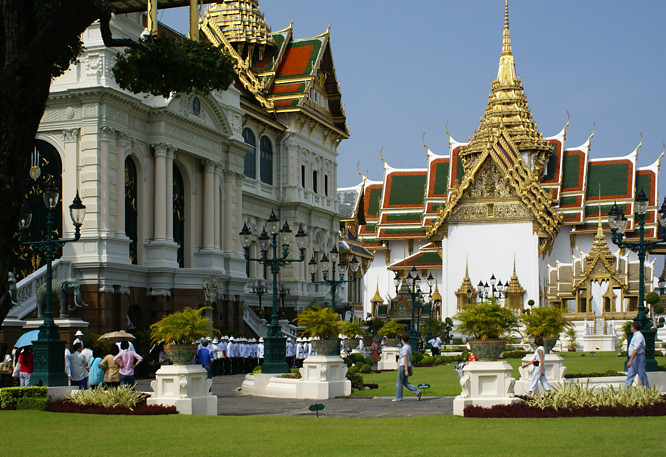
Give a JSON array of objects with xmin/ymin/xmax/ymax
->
[{"xmin": 18, "ymin": 347, "xmax": 33, "ymax": 387}]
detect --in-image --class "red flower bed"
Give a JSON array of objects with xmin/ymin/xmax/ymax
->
[
  {"xmin": 45, "ymin": 399, "xmax": 178, "ymax": 415},
  {"xmin": 465, "ymin": 401, "xmax": 666, "ymax": 418}
]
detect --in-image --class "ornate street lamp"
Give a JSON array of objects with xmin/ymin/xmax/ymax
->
[
  {"xmin": 239, "ymin": 212, "xmax": 306, "ymax": 374},
  {"xmin": 310, "ymin": 243, "xmax": 359, "ymax": 318},
  {"xmin": 394, "ymin": 267, "xmax": 434, "ymax": 348},
  {"xmin": 278, "ymin": 282, "xmax": 290, "ymax": 316},
  {"xmin": 477, "ymin": 274, "xmax": 507, "ymax": 302},
  {"xmin": 19, "ymin": 185, "xmax": 86, "ymax": 386},
  {"xmin": 252, "ymin": 280, "xmax": 267, "ymax": 315},
  {"xmin": 608, "ymin": 190, "xmax": 663, "ymax": 371}
]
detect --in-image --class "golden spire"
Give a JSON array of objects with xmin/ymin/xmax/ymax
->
[
  {"xmin": 460, "ymin": 0, "xmax": 551, "ymax": 174},
  {"xmin": 371, "ymin": 283, "xmax": 384, "ymax": 304},
  {"xmin": 431, "ymin": 283, "xmax": 442, "ymax": 303},
  {"xmin": 585, "ymin": 202, "xmax": 615, "ymax": 271},
  {"xmin": 497, "ymin": 0, "xmax": 516, "ymax": 84}
]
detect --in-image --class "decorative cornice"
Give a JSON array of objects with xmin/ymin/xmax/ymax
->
[{"xmin": 63, "ymin": 128, "xmax": 79, "ymax": 143}]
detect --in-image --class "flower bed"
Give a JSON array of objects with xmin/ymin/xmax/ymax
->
[
  {"xmin": 45, "ymin": 399, "xmax": 177, "ymax": 415},
  {"xmin": 464, "ymin": 400, "xmax": 666, "ymax": 418}
]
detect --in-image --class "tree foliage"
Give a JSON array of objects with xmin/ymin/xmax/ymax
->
[
  {"xmin": 296, "ymin": 305, "xmax": 343, "ymax": 339},
  {"xmin": 150, "ymin": 306, "xmax": 218, "ymax": 345},
  {"xmin": 520, "ymin": 305, "xmax": 572, "ymax": 338},
  {"xmin": 454, "ymin": 300, "xmax": 519, "ymax": 340},
  {"xmin": 113, "ymin": 33, "xmax": 235, "ymax": 98}
]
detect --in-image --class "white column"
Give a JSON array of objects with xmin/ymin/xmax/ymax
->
[
  {"xmin": 166, "ymin": 148, "xmax": 174, "ymax": 240},
  {"xmin": 223, "ymin": 170, "xmax": 233, "ymax": 252},
  {"xmin": 153, "ymin": 143, "xmax": 168, "ymax": 240},
  {"xmin": 99, "ymin": 126, "xmax": 113, "ymax": 233},
  {"xmin": 202, "ymin": 159, "xmax": 215, "ymax": 249},
  {"xmin": 214, "ymin": 165, "xmax": 221, "ymax": 249},
  {"xmin": 61, "ymin": 129, "xmax": 80, "ymax": 239},
  {"xmin": 116, "ymin": 132, "xmax": 129, "ymax": 235}
]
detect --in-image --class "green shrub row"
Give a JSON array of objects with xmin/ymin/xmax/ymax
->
[
  {"xmin": 564, "ymin": 370, "xmax": 625, "ymax": 379},
  {"xmin": 1, "ymin": 386, "xmax": 49, "ymax": 408},
  {"xmin": 527, "ymin": 383, "xmax": 663, "ymax": 409},
  {"xmin": 502, "ymin": 350, "xmax": 528, "ymax": 359},
  {"xmin": 347, "ymin": 363, "xmax": 372, "ymax": 373},
  {"xmin": 17, "ymin": 397, "xmax": 49, "ymax": 411},
  {"xmin": 346, "ymin": 372, "xmax": 364, "ymax": 390}
]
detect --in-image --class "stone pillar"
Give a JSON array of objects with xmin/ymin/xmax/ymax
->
[
  {"xmin": 116, "ymin": 132, "xmax": 129, "ymax": 236},
  {"xmin": 202, "ymin": 159, "xmax": 215, "ymax": 249},
  {"xmin": 98, "ymin": 126, "xmax": 113, "ymax": 233},
  {"xmin": 165, "ymin": 148, "xmax": 174, "ymax": 240},
  {"xmin": 223, "ymin": 170, "xmax": 233, "ymax": 253},
  {"xmin": 214, "ymin": 166, "xmax": 221, "ymax": 249},
  {"xmin": 153, "ymin": 143, "xmax": 168, "ymax": 240},
  {"xmin": 61, "ymin": 129, "xmax": 80, "ymax": 238}
]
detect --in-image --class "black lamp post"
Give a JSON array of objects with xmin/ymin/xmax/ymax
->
[
  {"xmin": 278, "ymin": 282, "xmax": 290, "ymax": 316},
  {"xmin": 310, "ymin": 244, "xmax": 359, "ymax": 318},
  {"xmin": 19, "ymin": 184, "xmax": 86, "ymax": 386},
  {"xmin": 477, "ymin": 275, "xmax": 508, "ymax": 302},
  {"xmin": 425, "ymin": 294, "xmax": 440, "ymax": 346},
  {"xmin": 608, "ymin": 188, "xmax": 662, "ymax": 371},
  {"xmin": 252, "ymin": 280, "xmax": 267, "ymax": 315},
  {"xmin": 239, "ymin": 211, "xmax": 306, "ymax": 374},
  {"xmin": 394, "ymin": 267, "xmax": 434, "ymax": 348}
]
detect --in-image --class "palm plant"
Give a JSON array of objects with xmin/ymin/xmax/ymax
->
[
  {"xmin": 454, "ymin": 300, "xmax": 518, "ymax": 340},
  {"xmin": 521, "ymin": 306, "xmax": 572, "ymax": 338},
  {"xmin": 150, "ymin": 306, "xmax": 218, "ymax": 345},
  {"xmin": 341, "ymin": 319, "xmax": 366, "ymax": 339},
  {"xmin": 377, "ymin": 319, "xmax": 407, "ymax": 338},
  {"xmin": 296, "ymin": 305, "xmax": 343, "ymax": 339}
]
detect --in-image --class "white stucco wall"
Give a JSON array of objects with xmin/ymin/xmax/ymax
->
[{"xmin": 442, "ymin": 221, "xmax": 540, "ymax": 318}]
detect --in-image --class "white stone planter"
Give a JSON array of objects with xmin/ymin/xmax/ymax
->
[
  {"xmin": 377, "ymin": 347, "xmax": 400, "ymax": 370},
  {"xmin": 147, "ymin": 364, "xmax": 216, "ymax": 415},
  {"xmin": 453, "ymin": 360, "xmax": 520, "ymax": 416}
]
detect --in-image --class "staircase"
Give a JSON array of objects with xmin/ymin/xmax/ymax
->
[
  {"xmin": 242, "ymin": 303, "xmax": 299, "ymax": 340},
  {"xmin": 5, "ymin": 259, "xmax": 72, "ymax": 321}
]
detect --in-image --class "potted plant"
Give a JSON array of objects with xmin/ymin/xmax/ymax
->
[
  {"xmin": 454, "ymin": 300, "xmax": 519, "ymax": 360},
  {"xmin": 520, "ymin": 305, "xmax": 572, "ymax": 353},
  {"xmin": 566, "ymin": 327, "xmax": 577, "ymax": 352},
  {"xmin": 296, "ymin": 305, "xmax": 343, "ymax": 356},
  {"xmin": 150, "ymin": 306, "xmax": 218, "ymax": 364},
  {"xmin": 341, "ymin": 319, "xmax": 366, "ymax": 349},
  {"xmin": 377, "ymin": 320, "xmax": 407, "ymax": 346}
]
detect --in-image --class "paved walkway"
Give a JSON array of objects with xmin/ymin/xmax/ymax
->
[{"xmin": 136, "ymin": 374, "xmax": 454, "ymax": 417}]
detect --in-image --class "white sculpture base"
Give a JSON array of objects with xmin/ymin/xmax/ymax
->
[
  {"xmin": 515, "ymin": 353, "xmax": 566, "ymax": 396},
  {"xmin": 241, "ymin": 356, "xmax": 351, "ymax": 400},
  {"xmin": 147, "ymin": 365, "xmax": 217, "ymax": 415},
  {"xmin": 453, "ymin": 361, "xmax": 520, "ymax": 416},
  {"xmin": 378, "ymin": 347, "xmax": 400, "ymax": 371},
  {"xmin": 582, "ymin": 335, "xmax": 616, "ymax": 351}
]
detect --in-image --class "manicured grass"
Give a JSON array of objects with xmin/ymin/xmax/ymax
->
[
  {"xmin": 1, "ymin": 411, "xmax": 664, "ymax": 456},
  {"xmin": 354, "ymin": 352, "xmax": 666, "ymax": 397}
]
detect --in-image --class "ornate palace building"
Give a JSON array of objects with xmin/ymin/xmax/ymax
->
[
  {"xmin": 340, "ymin": 2, "xmax": 663, "ymax": 347},
  {"xmin": 2, "ymin": 1, "xmax": 353, "ymax": 343}
]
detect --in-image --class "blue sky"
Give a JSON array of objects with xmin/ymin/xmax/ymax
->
[{"xmin": 160, "ymin": 1, "xmax": 666, "ymax": 195}]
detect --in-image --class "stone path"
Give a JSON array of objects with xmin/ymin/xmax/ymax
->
[{"xmin": 136, "ymin": 374, "xmax": 454, "ymax": 417}]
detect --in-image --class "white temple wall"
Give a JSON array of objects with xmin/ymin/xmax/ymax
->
[{"xmin": 442, "ymin": 222, "xmax": 539, "ymax": 318}]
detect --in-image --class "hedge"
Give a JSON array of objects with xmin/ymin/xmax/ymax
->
[
  {"xmin": 17, "ymin": 397, "xmax": 49, "ymax": 411},
  {"xmin": 1, "ymin": 386, "xmax": 49, "ymax": 408}
]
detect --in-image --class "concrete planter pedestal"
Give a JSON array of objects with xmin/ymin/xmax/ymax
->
[
  {"xmin": 378, "ymin": 347, "xmax": 399, "ymax": 370},
  {"xmin": 515, "ymin": 353, "xmax": 567, "ymax": 395},
  {"xmin": 453, "ymin": 361, "xmax": 520, "ymax": 416},
  {"xmin": 147, "ymin": 364, "xmax": 217, "ymax": 415}
]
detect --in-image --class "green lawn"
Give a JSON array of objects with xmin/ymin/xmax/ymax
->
[
  {"xmin": 354, "ymin": 352, "xmax": 666, "ymax": 397},
  {"xmin": 1, "ymin": 411, "xmax": 663, "ymax": 456}
]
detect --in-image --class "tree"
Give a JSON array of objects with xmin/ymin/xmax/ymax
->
[{"xmin": 0, "ymin": 1, "xmax": 235, "ymax": 325}]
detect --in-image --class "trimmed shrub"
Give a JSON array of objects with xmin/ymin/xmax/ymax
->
[
  {"xmin": 342, "ymin": 357, "xmax": 354, "ymax": 367},
  {"xmin": 359, "ymin": 364, "xmax": 372, "ymax": 373},
  {"xmin": 502, "ymin": 350, "xmax": 528, "ymax": 359},
  {"xmin": 565, "ymin": 370, "xmax": 624, "ymax": 379},
  {"xmin": 252, "ymin": 365, "xmax": 262, "ymax": 374},
  {"xmin": 17, "ymin": 397, "xmax": 49, "ymax": 411},
  {"xmin": 421, "ymin": 355, "xmax": 435, "ymax": 365},
  {"xmin": 346, "ymin": 372, "xmax": 364, "ymax": 390},
  {"xmin": 1, "ymin": 386, "xmax": 49, "ymax": 408},
  {"xmin": 347, "ymin": 364, "xmax": 358, "ymax": 373},
  {"xmin": 411, "ymin": 352, "xmax": 424, "ymax": 365},
  {"xmin": 349, "ymin": 353, "xmax": 366, "ymax": 364}
]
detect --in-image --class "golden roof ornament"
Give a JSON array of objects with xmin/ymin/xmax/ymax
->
[
  {"xmin": 431, "ymin": 283, "xmax": 442, "ymax": 303},
  {"xmin": 585, "ymin": 202, "xmax": 616, "ymax": 272},
  {"xmin": 371, "ymin": 283, "xmax": 384, "ymax": 304}
]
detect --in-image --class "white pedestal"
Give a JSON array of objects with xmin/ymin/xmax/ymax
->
[
  {"xmin": 299, "ymin": 356, "xmax": 351, "ymax": 400},
  {"xmin": 453, "ymin": 361, "xmax": 520, "ymax": 416},
  {"xmin": 515, "ymin": 353, "xmax": 566, "ymax": 395},
  {"xmin": 582, "ymin": 335, "xmax": 616, "ymax": 351},
  {"xmin": 378, "ymin": 347, "xmax": 400, "ymax": 370},
  {"xmin": 24, "ymin": 318, "xmax": 89, "ymax": 330},
  {"xmin": 241, "ymin": 356, "xmax": 351, "ymax": 400},
  {"xmin": 147, "ymin": 365, "xmax": 217, "ymax": 415}
]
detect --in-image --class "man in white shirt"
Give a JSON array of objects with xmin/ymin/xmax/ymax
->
[
  {"xmin": 295, "ymin": 338, "xmax": 305, "ymax": 368},
  {"xmin": 285, "ymin": 338, "xmax": 295, "ymax": 368},
  {"xmin": 625, "ymin": 321, "xmax": 649, "ymax": 388},
  {"xmin": 430, "ymin": 335, "xmax": 442, "ymax": 356},
  {"xmin": 257, "ymin": 337, "xmax": 264, "ymax": 366}
]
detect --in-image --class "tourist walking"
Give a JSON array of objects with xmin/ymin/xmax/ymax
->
[
  {"xmin": 625, "ymin": 320, "xmax": 649, "ymax": 389},
  {"xmin": 18, "ymin": 347, "xmax": 33, "ymax": 387},
  {"xmin": 100, "ymin": 345, "xmax": 120, "ymax": 388},
  {"xmin": 88, "ymin": 349, "xmax": 105, "ymax": 388},
  {"xmin": 1, "ymin": 347, "xmax": 14, "ymax": 387},
  {"xmin": 523, "ymin": 335, "xmax": 551, "ymax": 395},
  {"xmin": 70, "ymin": 343, "xmax": 89, "ymax": 389},
  {"xmin": 393, "ymin": 334, "xmax": 422, "ymax": 402},
  {"xmin": 370, "ymin": 339, "xmax": 379, "ymax": 366},
  {"xmin": 196, "ymin": 340, "xmax": 214, "ymax": 379},
  {"xmin": 113, "ymin": 340, "xmax": 142, "ymax": 386}
]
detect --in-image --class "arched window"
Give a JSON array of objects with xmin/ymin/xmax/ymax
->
[
  {"xmin": 12, "ymin": 140, "xmax": 62, "ymax": 279},
  {"xmin": 259, "ymin": 136, "xmax": 273, "ymax": 185},
  {"xmin": 125, "ymin": 157, "xmax": 138, "ymax": 264},
  {"xmin": 243, "ymin": 128, "xmax": 256, "ymax": 179},
  {"xmin": 312, "ymin": 170, "xmax": 318, "ymax": 194},
  {"xmin": 173, "ymin": 165, "xmax": 185, "ymax": 267}
]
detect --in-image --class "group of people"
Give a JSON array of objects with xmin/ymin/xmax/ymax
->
[
  {"xmin": 416, "ymin": 335, "xmax": 443, "ymax": 355},
  {"xmin": 0, "ymin": 346, "xmax": 32, "ymax": 388},
  {"xmin": 192, "ymin": 336, "xmax": 265, "ymax": 377}
]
